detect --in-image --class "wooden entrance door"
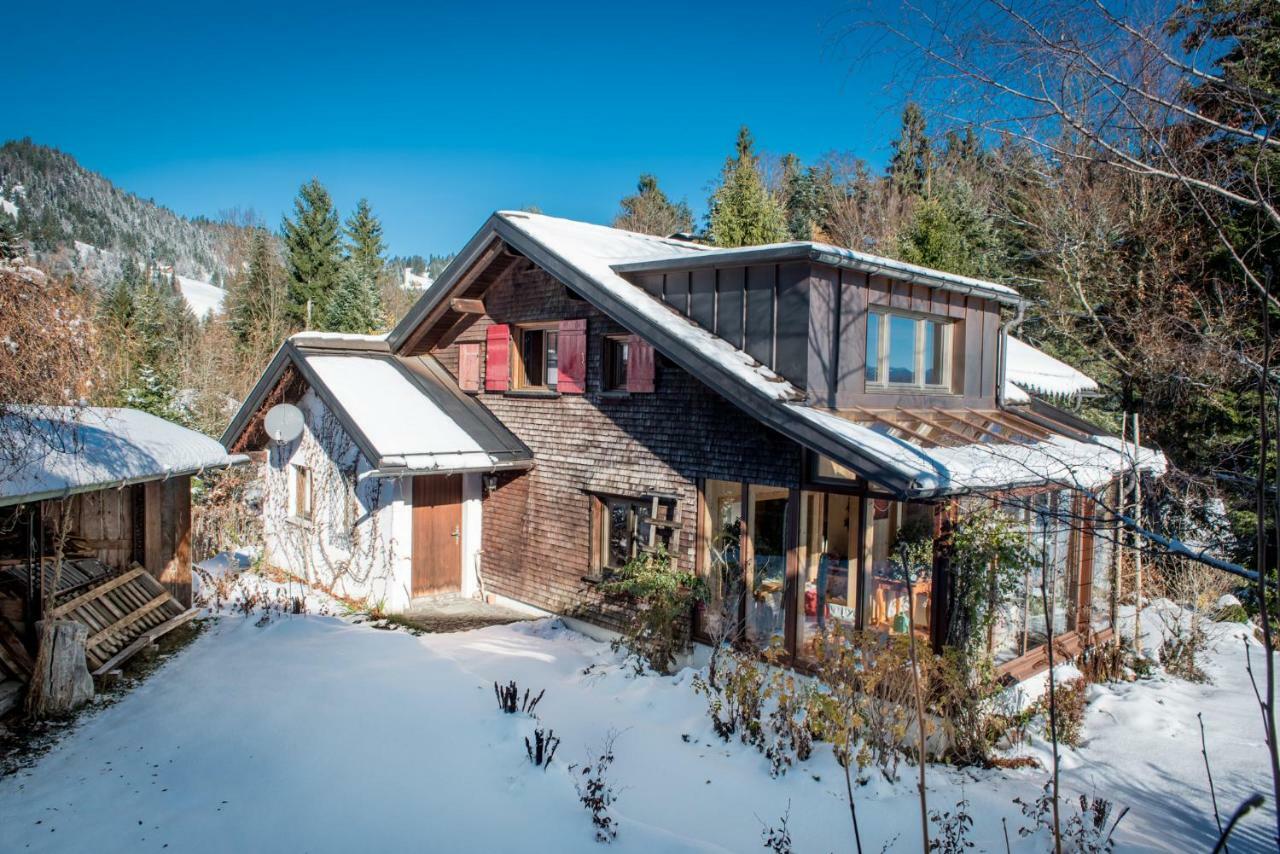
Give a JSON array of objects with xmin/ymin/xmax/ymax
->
[{"xmin": 411, "ymin": 476, "xmax": 463, "ymax": 597}]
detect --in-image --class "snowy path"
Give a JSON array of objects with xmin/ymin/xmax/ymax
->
[{"xmin": 0, "ymin": 611, "xmax": 1274, "ymax": 852}]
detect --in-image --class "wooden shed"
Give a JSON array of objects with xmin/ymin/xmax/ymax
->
[{"xmin": 0, "ymin": 407, "xmax": 245, "ymax": 714}]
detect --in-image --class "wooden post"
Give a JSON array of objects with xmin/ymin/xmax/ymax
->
[{"xmin": 1132, "ymin": 413, "xmax": 1143, "ymax": 651}]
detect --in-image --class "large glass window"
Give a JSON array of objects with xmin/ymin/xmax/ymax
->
[
  {"xmin": 746, "ymin": 486, "xmax": 791, "ymax": 646},
  {"xmin": 863, "ymin": 500, "xmax": 934, "ymax": 638},
  {"xmin": 865, "ymin": 310, "xmax": 953, "ymax": 391},
  {"xmin": 798, "ymin": 491, "xmax": 860, "ymax": 659}
]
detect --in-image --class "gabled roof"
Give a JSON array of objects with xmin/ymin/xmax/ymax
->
[
  {"xmin": 386, "ymin": 211, "xmax": 1158, "ymax": 497},
  {"xmin": 220, "ymin": 335, "xmax": 532, "ymax": 476},
  {"xmin": 1, "ymin": 407, "xmax": 246, "ymax": 507}
]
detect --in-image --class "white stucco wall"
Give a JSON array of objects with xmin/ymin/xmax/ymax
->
[
  {"xmin": 262, "ymin": 389, "xmax": 413, "ymax": 611},
  {"xmin": 260, "ymin": 389, "xmax": 484, "ymax": 611}
]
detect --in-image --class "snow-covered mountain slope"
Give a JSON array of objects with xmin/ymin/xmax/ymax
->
[{"xmin": 176, "ymin": 274, "xmax": 226, "ymax": 318}]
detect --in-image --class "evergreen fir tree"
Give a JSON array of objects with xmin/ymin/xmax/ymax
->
[
  {"xmin": 708, "ymin": 127, "xmax": 789, "ymax": 247},
  {"xmin": 281, "ymin": 179, "xmax": 343, "ymax": 329},
  {"xmin": 612, "ymin": 174, "xmax": 694, "ymax": 236},
  {"xmin": 327, "ymin": 199, "xmax": 386, "ymax": 334},
  {"xmin": 0, "ymin": 214, "xmax": 23, "ymax": 261},
  {"xmin": 888, "ymin": 103, "xmax": 933, "ymax": 197},
  {"xmin": 227, "ymin": 227, "xmax": 285, "ymax": 346},
  {"xmin": 896, "ymin": 179, "xmax": 1004, "ymax": 279},
  {"xmin": 779, "ymin": 154, "xmax": 830, "ymax": 240}
]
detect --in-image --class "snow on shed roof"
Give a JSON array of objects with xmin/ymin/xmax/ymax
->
[
  {"xmin": 0, "ymin": 407, "xmax": 245, "ymax": 507},
  {"xmin": 1006, "ymin": 337, "xmax": 1099, "ymax": 400}
]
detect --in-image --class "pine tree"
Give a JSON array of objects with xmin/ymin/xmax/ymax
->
[
  {"xmin": 227, "ymin": 228, "xmax": 286, "ymax": 346},
  {"xmin": 327, "ymin": 199, "xmax": 386, "ymax": 334},
  {"xmin": 281, "ymin": 179, "xmax": 343, "ymax": 329},
  {"xmin": 888, "ymin": 103, "xmax": 933, "ymax": 197},
  {"xmin": 0, "ymin": 214, "xmax": 23, "ymax": 261},
  {"xmin": 613, "ymin": 174, "xmax": 694, "ymax": 236},
  {"xmin": 896, "ymin": 179, "xmax": 1004, "ymax": 279},
  {"xmin": 779, "ymin": 154, "xmax": 830, "ymax": 241},
  {"xmin": 708, "ymin": 127, "xmax": 789, "ymax": 247}
]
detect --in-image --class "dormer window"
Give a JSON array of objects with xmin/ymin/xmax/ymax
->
[{"xmin": 866, "ymin": 310, "xmax": 953, "ymax": 391}]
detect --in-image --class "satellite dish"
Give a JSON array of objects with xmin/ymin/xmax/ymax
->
[{"xmin": 264, "ymin": 403, "xmax": 305, "ymax": 443}]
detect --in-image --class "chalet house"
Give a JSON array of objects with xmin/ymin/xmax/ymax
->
[{"xmin": 223, "ymin": 212, "xmax": 1163, "ymax": 681}]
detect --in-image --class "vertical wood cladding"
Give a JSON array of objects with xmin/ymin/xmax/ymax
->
[{"xmin": 435, "ymin": 261, "xmax": 801, "ymax": 630}]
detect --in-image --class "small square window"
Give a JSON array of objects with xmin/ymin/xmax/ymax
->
[
  {"xmin": 516, "ymin": 327, "xmax": 558, "ymax": 389},
  {"xmin": 292, "ymin": 463, "xmax": 313, "ymax": 521},
  {"xmin": 604, "ymin": 336, "xmax": 630, "ymax": 391},
  {"xmin": 592, "ymin": 494, "xmax": 675, "ymax": 576}
]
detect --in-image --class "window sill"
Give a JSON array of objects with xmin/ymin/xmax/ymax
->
[
  {"xmin": 597, "ymin": 390, "xmax": 630, "ymax": 399},
  {"xmin": 864, "ymin": 384, "xmax": 958, "ymax": 396},
  {"xmin": 504, "ymin": 389, "xmax": 561, "ymax": 399}
]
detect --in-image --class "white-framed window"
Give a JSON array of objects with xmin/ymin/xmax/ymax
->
[
  {"xmin": 866, "ymin": 310, "xmax": 953, "ymax": 391},
  {"xmin": 291, "ymin": 463, "xmax": 313, "ymax": 521}
]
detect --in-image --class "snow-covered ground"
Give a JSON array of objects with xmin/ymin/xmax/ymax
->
[
  {"xmin": 0, "ymin": 588, "xmax": 1273, "ymax": 852},
  {"xmin": 174, "ymin": 274, "xmax": 226, "ymax": 319}
]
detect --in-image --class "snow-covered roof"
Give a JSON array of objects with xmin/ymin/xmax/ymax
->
[
  {"xmin": 787, "ymin": 405, "xmax": 1164, "ymax": 494},
  {"xmin": 303, "ymin": 353, "xmax": 523, "ymax": 473},
  {"xmin": 221, "ymin": 341, "xmax": 532, "ymax": 476},
  {"xmin": 0, "ymin": 407, "xmax": 246, "ymax": 506},
  {"xmin": 496, "ymin": 212, "xmax": 802, "ymax": 402},
  {"xmin": 1005, "ymin": 337, "xmax": 1099, "ymax": 400},
  {"xmin": 383, "ymin": 211, "xmax": 1155, "ymax": 497}
]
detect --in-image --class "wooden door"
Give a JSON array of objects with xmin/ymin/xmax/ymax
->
[{"xmin": 412, "ymin": 476, "xmax": 463, "ymax": 596}]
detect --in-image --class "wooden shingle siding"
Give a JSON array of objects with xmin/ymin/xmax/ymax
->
[{"xmin": 431, "ymin": 262, "xmax": 801, "ymax": 630}]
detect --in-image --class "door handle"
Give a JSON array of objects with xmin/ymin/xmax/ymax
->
[{"xmin": 451, "ymin": 526, "xmax": 460, "ymax": 540}]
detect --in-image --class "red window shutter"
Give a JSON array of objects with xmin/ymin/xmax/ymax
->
[
  {"xmin": 627, "ymin": 335, "xmax": 655, "ymax": 393},
  {"xmin": 557, "ymin": 319, "xmax": 587, "ymax": 394},
  {"xmin": 485, "ymin": 324, "xmax": 511, "ymax": 391},
  {"xmin": 457, "ymin": 342, "xmax": 480, "ymax": 392}
]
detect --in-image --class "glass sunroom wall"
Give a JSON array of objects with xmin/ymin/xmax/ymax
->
[
  {"xmin": 1090, "ymin": 503, "xmax": 1117, "ymax": 632},
  {"xmin": 746, "ymin": 485, "xmax": 791, "ymax": 647},
  {"xmin": 863, "ymin": 500, "xmax": 934, "ymax": 638},
  {"xmin": 991, "ymin": 499, "xmax": 1033, "ymax": 663},
  {"xmin": 797, "ymin": 491, "xmax": 859, "ymax": 660}
]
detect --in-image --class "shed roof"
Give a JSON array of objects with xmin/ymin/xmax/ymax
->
[
  {"xmin": 0, "ymin": 407, "xmax": 246, "ymax": 507},
  {"xmin": 1004, "ymin": 337, "xmax": 1100, "ymax": 400}
]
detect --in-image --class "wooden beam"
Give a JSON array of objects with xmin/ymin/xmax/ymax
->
[
  {"xmin": 399, "ymin": 238, "xmax": 505, "ymax": 354},
  {"xmin": 851, "ymin": 407, "xmax": 940, "ymax": 447},
  {"xmin": 899, "ymin": 409, "xmax": 980, "ymax": 446},
  {"xmin": 449, "ymin": 297, "xmax": 486, "ymax": 314},
  {"xmin": 933, "ymin": 409, "xmax": 1007, "ymax": 443},
  {"xmin": 50, "ymin": 568, "xmax": 145, "ymax": 618},
  {"xmin": 92, "ymin": 608, "xmax": 198, "ymax": 676},
  {"xmin": 972, "ymin": 409, "xmax": 1052, "ymax": 442},
  {"xmin": 86, "ymin": 593, "xmax": 171, "ymax": 650}
]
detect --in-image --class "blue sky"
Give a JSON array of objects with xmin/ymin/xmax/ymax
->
[{"xmin": 5, "ymin": 1, "xmax": 914, "ymax": 257}]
